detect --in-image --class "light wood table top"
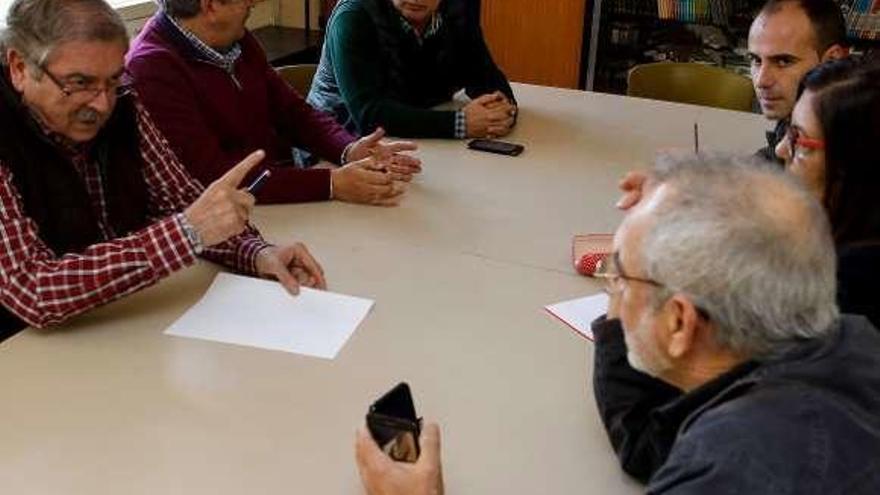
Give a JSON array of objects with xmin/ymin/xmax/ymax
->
[{"xmin": 0, "ymin": 84, "xmax": 769, "ymax": 494}]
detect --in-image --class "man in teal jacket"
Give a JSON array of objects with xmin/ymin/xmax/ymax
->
[{"xmin": 308, "ymin": 0, "xmax": 517, "ymax": 140}]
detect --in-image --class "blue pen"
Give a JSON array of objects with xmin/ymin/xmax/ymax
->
[{"xmin": 246, "ymin": 169, "xmax": 271, "ymax": 194}]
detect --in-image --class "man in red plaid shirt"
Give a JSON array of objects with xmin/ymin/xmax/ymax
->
[{"xmin": 0, "ymin": 0, "xmax": 326, "ymax": 341}]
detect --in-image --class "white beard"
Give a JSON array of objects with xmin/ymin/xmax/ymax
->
[{"xmin": 624, "ymin": 311, "xmax": 672, "ymax": 378}]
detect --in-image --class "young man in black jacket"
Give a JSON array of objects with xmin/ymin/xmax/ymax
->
[{"xmin": 749, "ymin": 0, "xmax": 847, "ymax": 162}]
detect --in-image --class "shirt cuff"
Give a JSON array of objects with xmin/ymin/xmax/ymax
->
[
  {"xmin": 143, "ymin": 215, "xmax": 200, "ymax": 278},
  {"xmin": 240, "ymin": 236, "xmax": 272, "ymax": 275},
  {"xmin": 340, "ymin": 141, "xmax": 356, "ymax": 165},
  {"xmin": 454, "ymin": 110, "xmax": 467, "ymax": 139},
  {"xmin": 329, "ymin": 171, "xmax": 334, "ymax": 199}
]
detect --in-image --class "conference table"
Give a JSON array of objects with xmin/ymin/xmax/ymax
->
[{"xmin": 0, "ymin": 83, "xmax": 768, "ymax": 494}]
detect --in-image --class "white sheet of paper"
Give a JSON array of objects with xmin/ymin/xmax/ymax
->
[
  {"xmin": 544, "ymin": 293, "xmax": 609, "ymax": 341},
  {"xmin": 165, "ymin": 273, "xmax": 374, "ymax": 359}
]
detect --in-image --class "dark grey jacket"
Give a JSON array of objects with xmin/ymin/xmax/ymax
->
[
  {"xmin": 756, "ymin": 119, "xmax": 787, "ymax": 165},
  {"xmin": 592, "ymin": 314, "xmax": 880, "ymax": 494}
]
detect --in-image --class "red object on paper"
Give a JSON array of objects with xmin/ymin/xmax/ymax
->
[
  {"xmin": 572, "ymin": 234, "xmax": 613, "ymax": 276},
  {"xmin": 577, "ymin": 253, "xmax": 606, "ymax": 276}
]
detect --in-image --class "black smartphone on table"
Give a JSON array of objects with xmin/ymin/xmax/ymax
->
[
  {"xmin": 467, "ymin": 139, "xmax": 525, "ymax": 156},
  {"xmin": 366, "ymin": 382, "xmax": 422, "ymax": 463}
]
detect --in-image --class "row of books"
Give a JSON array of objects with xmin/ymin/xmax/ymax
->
[
  {"xmin": 609, "ymin": 0, "xmax": 658, "ymax": 17},
  {"xmin": 658, "ymin": 0, "xmax": 710, "ymax": 22},
  {"xmin": 656, "ymin": 0, "xmax": 735, "ymax": 25},
  {"xmin": 841, "ymin": 0, "xmax": 880, "ymax": 40},
  {"xmin": 609, "ymin": 0, "xmax": 879, "ymax": 41}
]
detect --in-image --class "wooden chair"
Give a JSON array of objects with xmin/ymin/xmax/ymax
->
[
  {"xmin": 627, "ymin": 62, "xmax": 755, "ymax": 112},
  {"xmin": 276, "ymin": 64, "xmax": 319, "ymax": 96}
]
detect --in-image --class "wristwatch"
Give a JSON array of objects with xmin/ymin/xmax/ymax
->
[{"xmin": 177, "ymin": 213, "xmax": 204, "ymax": 254}]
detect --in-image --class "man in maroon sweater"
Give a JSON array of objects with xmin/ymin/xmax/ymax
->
[{"xmin": 126, "ymin": 0, "xmax": 421, "ymax": 206}]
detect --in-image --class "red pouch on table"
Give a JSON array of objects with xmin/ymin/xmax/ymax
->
[{"xmin": 572, "ymin": 234, "xmax": 613, "ymax": 276}]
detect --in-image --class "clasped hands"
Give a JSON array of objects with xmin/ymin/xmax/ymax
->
[
  {"xmin": 463, "ymin": 91, "xmax": 517, "ymax": 139},
  {"xmin": 332, "ymin": 127, "xmax": 423, "ymax": 207}
]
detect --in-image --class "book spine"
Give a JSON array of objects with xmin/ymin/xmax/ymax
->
[
  {"xmin": 871, "ymin": 0, "xmax": 880, "ymax": 39},
  {"xmin": 843, "ymin": 0, "xmax": 857, "ymax": 37}
]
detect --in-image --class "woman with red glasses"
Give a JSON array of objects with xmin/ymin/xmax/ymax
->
[
  {"xmin": 775, "ymin": 57, "xmax": 880, "ymax": 327},
  {"xmin": 618, "ymin": 58, "xmax": 879, "ymax": 327}
]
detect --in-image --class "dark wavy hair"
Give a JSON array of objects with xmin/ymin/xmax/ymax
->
[{"xmin": 797, "ymin": 57, "xmax": 880, "ymax": 244}]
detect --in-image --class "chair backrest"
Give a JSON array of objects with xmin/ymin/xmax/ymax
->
[
  {"xmin": 276, "ymin": 64, "xmax": 319, "ymax": 96},
  {"xmin": 627, "ymin": 62, "xmax": 755, "ymax": 112}
]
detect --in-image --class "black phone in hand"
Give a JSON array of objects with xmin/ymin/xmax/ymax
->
[{"xmin": 366, "ymin": 382, "xmax": 422, "ymax": 463}]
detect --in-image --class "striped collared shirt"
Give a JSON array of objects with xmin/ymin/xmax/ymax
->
[
  {"xmin": 398, "ymin": 11, "xmax": 443, "ymax": 45},
  {"xmin": 163, "ymin": 11, "xmax": 243, "ymax": 73}
]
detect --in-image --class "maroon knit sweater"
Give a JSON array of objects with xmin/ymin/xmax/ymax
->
[{"xmin": 126, "ymin": 13, "xmax": 357, "ymax": 203}]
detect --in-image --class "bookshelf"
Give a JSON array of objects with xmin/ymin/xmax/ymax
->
[{"xmin": 842, "ymin": 0, "xmax": 880, "ymax": 41}]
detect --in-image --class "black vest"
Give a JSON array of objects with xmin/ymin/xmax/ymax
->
[
  {"xmin": 0, "ymin": 69, "xmax": 150, "ymax": 340},
  {"xmin": 361, "ymin": 0, "xmax": 471, "ymax": 107}
]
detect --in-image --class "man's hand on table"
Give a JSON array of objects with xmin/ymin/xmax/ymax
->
[
  {"xmin": 331, "ymin": 158, "xmax": 408, "ymax": 206},
  {"xmin": 255, "ymin": 243, "xmax": 326, "ymax": 295},
  {"xmin": 346, "ymin": 127, "xmax": 423, "ymax": 182},
  {"xmin": 464, "ymin": 92, "xmax": 516, "ymax": 139}
]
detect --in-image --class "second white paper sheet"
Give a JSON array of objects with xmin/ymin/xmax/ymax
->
[
  {"xmin": 165, "ymin": 272, "xmax": 374, "ymax": 359},
  {"xmin": 544, "ymin": 293, "xmax": 609, "ymax": 341}
]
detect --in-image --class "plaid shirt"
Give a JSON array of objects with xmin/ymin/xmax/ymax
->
[
  {"xmin": 398, "ymin": 11, "xmax": 443, "ymax": 44},
  {"xmin": 398, "ymin": 13, "xmax": 467, "ymax": 138},
  {"xmin": 164, "ymin": 11, "xmax": 244, "ymax": 88},
  {"xmin": 0, "ymin": 97, "xmax": 269, "ymax": 328},
  {"xmin": 454, "ymin": 110, "xmax": 467, "ymax": 139},
  {"xmin": 164, "ymin": 11, "xmax": 242, "ymax": 70}
]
